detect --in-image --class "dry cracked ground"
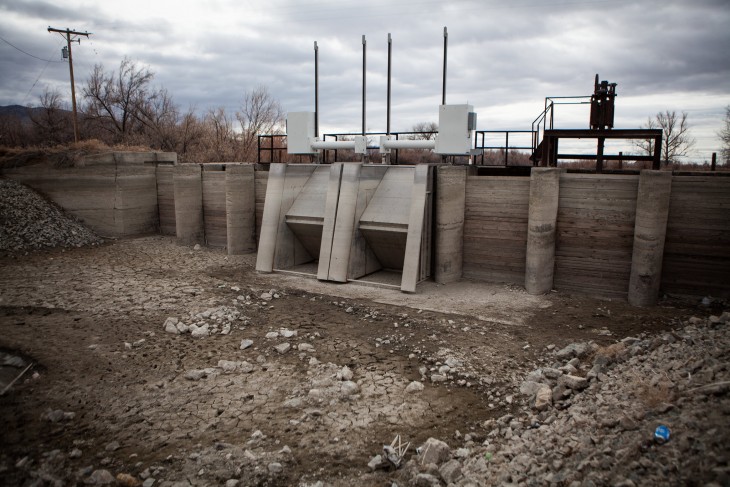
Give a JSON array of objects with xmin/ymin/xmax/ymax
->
[{"xmin": 0, "ymin": 236, "xmax": 727, "ymax": 486}]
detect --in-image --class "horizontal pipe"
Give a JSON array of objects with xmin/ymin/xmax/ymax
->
[
  {"xmin": 382, "ymin": 139, "xmax": 436, "ymax": 150},
  {"xmin": 311, "ymin": 140, "xmax": 356, "ymax": 150}
]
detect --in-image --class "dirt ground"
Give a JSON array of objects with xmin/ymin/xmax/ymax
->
[{"xmin": 0, "ymin": 236, "xmax": 708, "ymax": 486}]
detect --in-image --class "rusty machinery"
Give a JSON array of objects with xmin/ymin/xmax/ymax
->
[{"xmin": 590, "ymin": 74, "xmax": 617, "ymax": 130}]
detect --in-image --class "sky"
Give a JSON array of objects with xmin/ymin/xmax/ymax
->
[{"xmin": 1, "ymin": 0, "xmax": 729, "ymax": 161}]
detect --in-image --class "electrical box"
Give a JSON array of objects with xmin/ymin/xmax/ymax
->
[
  {"xmin": 287, "ymin": 112, "xmax": 316, "ymax": 154},
  {"xmin": 435, "ymin": 104, "xmax": 476, "ymax": 155},
  {"xmin": 354, "ymin": 136, "xmax": 368, "ymax": 154}
]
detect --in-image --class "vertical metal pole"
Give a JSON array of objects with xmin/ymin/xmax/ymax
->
[
  {"xmin": 711, "ymin": 152, "xmax": 717, "ymax": 171},
  {"xmin": 314, "ymin": 41, "xmax": 319, "ymax": 139},
  {"xmin": 362, "ymin": 35, "xmax": 366, "ymax": 136},
  {"xmin": 618, "ymin": 151, "xmax": 623, "ymax": 170},
  {"xmin": 442, "ymin": 27, "xmax": 448, "ymax": 106},
  {"xmin": 596, "ymin": 136, "xmax": 605, "ymax": 173},
  {"xmin": 505, "ymin": 132, "xmax": 510, "ymax": 166},
  {"xmin": 387, "ymin": 33, "xmax": 392, "ymax": 135},
  {"xmin": 66, "ymin": 31, "xmax": 79, "ymax": 143},
  {"xmin": 653, "ymin": 134, "xmax": 661, "ymax": 170}
]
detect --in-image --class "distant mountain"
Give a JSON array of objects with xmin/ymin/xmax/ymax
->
[{"xmin": 0, "ymin": 105, "xmax": 38, "ymax": 125}]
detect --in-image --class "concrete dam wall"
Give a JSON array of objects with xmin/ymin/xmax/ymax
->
[{"xmin": 2, "ymin": 154, "xmax": 728, "ymax": 301}]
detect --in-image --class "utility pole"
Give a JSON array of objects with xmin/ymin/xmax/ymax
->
[{"xmin": 48, "ymin": 26, "xmax": 91, "ymax": 143}]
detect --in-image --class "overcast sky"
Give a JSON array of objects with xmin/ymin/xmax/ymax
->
[{"xmin": 1, "ymin": 0, "xmax": 729, "ymax": 160}]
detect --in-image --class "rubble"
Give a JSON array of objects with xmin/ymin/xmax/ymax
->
[{"xmin": 0, "ymin": 178, "xmax": 102, "ymax": 253}]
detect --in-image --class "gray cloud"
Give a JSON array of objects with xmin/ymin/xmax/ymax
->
[{"xmin": 1, "ymin": 0, "xmax": 728, "ymax": 158}]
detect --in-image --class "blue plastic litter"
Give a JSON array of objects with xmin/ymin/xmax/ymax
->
[{"xmin": 654, "ymin": 425, "xmax": 671, "ymax": 444}]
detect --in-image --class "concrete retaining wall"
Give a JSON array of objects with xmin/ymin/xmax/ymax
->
[
  {"xmin": 662, "ymin": 176, "xmax": 730, "ymax": 297},
  {"xmin": 4, "ymin": 154, "xmax": 728, "ymax": 300},
  {"xmin": 156, "ymin": 164, "xmax": 176, "ymax": 235},
  {"xmin": 202, "ymin": 166, "xmax": 227, "ymax": 248},
  {"xmin": 254, "ymin": 170, "xmax": 268, "ymax": 240},
  {"xmin": 462, "ymin": 170, "xmax": 729, "ymax": 300},
  {"xmin": 554, "ymin": 174, "xmax": 639, "ymax": 298},
  {"xmin": 463, "ymin": 176, "xmax": 530, "ymax": 283},
  {"xmin": 2, "ymin": 152, "xmax": 175, "ymax": 236}
]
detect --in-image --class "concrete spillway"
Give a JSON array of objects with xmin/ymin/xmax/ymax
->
[{"xmin": 256, "ymin": 163, "xmax": 433, "ymax": 292}]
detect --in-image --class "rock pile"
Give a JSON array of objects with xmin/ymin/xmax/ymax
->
[
  {"xmin": 0, "ymin": 178, "xmax": 102, "ymax": 253},
  {"xmin": 388, "ymin": 311, "xmax": 730, "ymax": 486},
  {"xmin": 162, "ymin": 306, "xmax": 246, "ymax": 337}
]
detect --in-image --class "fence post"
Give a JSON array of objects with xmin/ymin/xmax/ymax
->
[
  {"xmin": 712, "ymin": 152, "xmax": 717, "ymax": 171},
  {"xmin": 618, "ymin": 151, "xmax": 623, "ymax": 170}
]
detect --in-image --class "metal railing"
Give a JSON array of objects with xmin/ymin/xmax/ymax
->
[
  {"xmin": 474, "ymin": 130, "xmax": 534, "ymax": 166},
  {"xmin": 531, "ymin": 96, "xmax": 592, "ymax": 154}
]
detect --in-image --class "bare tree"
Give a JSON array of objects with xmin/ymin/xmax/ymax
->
[
  {"xmin": 236, "ymin": 87, "xmax": 284, "ymax": 161},
  {"xmin": 635, "ymin": 110, "xmax": 696, "ymax": 165},
  {"xmin": 411, "ymin": 121, "xmax": 438, "ymax": 140},
  {"xmin": 719, "ymin": 105, "xmax": 730, "ymax": 164},
  {"xmin": 28, "ymin": 88, "xmax": 72, "ymax": 145},
  {"xmin": 201, "ymin": 107, "xmax": 237, "ymax": 162},
  {"xmin": 82, "ymin": 57, "xmax": 158, "ymax": 142}
]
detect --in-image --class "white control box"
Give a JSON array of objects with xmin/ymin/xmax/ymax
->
[
  {"xmin": 287, "ymin": 112, "xmax": 316, "ymax": 154},
  {"xmin": 435, "ymin": 104, "xmax": 476, "ymax": 155}
]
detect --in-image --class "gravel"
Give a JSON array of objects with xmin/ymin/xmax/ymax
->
[
  {"xmin": 0, "ymin": 178, "xmax": 102, "ymax": 253},
  {"xmin": 390, "ymin": 312, "xmax": 730, "ymax": 486}
]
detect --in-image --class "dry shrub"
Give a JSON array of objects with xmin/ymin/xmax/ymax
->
[
  {"xmin": 594, "ymin": 342, "xmax": 627, "ymax": 364},
  {"xmin": 625, "ymin": 370, "xmax": 676, "ymax": 409}
]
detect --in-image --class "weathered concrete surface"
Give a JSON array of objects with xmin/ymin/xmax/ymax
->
[
  {"xmin": 173, "ymin": 164, "xmax": 204, "ymax": 246},
  {"xmin": 341, "ymin": 165, "xmax": 384, "ymax": 282},
  {"xmin": 525, "ymin": 167, "xmax": 562, "ymax": 294},
  {"xmin": 202, "ymin": 166, "xmax": 227, "ymax": 248},
  {"xmin": 554, "ymin": 174, "xmax": 639, "ymax": 299},
  {"xmin": 226, "ymin": 164, "xmax": 256, "ymax": 255},
  {"xmin": 317, "ymin": 164, "xmax": 345, "ymax": 281},
  {"xmin": 115, "ymin": 163, "xmax": 159, "ymax": 235},
  {"xmin": 463, "ymin": 176, "xmax": 530, "ymax": 285},
  {"xmin": 661, "ymin": 175, "xmax": 730, "ymax": 298},
  {"xmin": 273, "ymin": 165, "xmax": 319, "ymax": 270},
  {"xmin": 156, "ymin": 164, "xmax": 176, "ymax": 236},
  {"xmin": 434, "ymin": 165, "xmax": 471, "ymax": 284},
  {"xmin": 284, "ymin": 165, "xmax": 330, "ymax": 257},
  {"xmin": 256, "ymin": 163, "xmax": 287, "ymax": 273},
  {"xmin": 1, "ymin": 152, "xmax": 174, "ymax": 237},
  {"xmin": 359, "ymin": 167, "xmax": 413, "ymax": 270},
  {"xmin": 401, "ymin": 164, "xmax": 433, "ymax": 293},
  {"xmin": 628, "ymin": 171, "xmax": 672, "ymax": 306}
]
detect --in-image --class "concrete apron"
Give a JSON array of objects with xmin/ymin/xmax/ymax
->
[{"xmin": 256, "ymin": 163, "xmax": 434, "ymax": 293}]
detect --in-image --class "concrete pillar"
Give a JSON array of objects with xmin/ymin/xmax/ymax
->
[
  {"xmin": 325, "ymin": 163, "xmax": 361, "ymax": 282},
  {"xmin": 225, "ymin": 164, "xmax": 256, "ymax": 254},
  {"xmin": 173, "ymin": 164, "xmax": 204, "ymax": 246},
  {"xmin": 402, "ymin": 164, "xmax": 431, "ymax": 293},
  {"xmin": 434, "ymin": 165, "xmax": 471, "ymax": 284},
  {"xmin": 525, "ymin": 167, "xmax": 562, "ymax": 294},
  {"xmin": 255, "ymin": 163, "xmax": 287, "ymax": 272},
  {"xmin": 628, "ymin": 170, "xmax": 672, "ymax": 306},
  {"xmin": 317, "ymin": 164, "xmax": 345, "ymax": 281}
]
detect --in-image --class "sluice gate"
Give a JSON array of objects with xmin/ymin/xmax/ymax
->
[{"xmin": 256, "ymin": 163, "xmax": 433, "ymax": 292}]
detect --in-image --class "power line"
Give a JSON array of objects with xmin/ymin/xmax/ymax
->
[
  {"xmin": 0, "ymin": 34, "xmax": 63, "ymax": 63},
  {"xmin": 21, "ymin": 46, "xmax": 58, "ymax": 105}
]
